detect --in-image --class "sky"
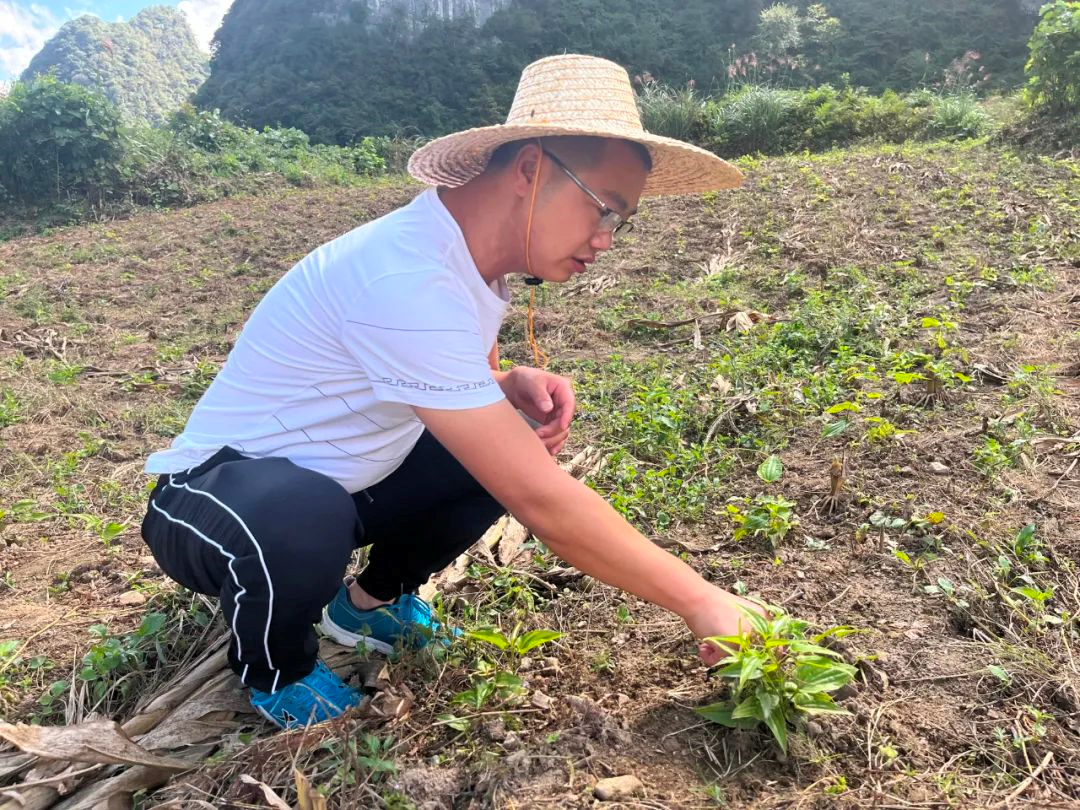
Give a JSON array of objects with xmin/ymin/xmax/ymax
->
[{"xmin": 0, "ymin": 0, "xmax": 234, "ymax": 81}]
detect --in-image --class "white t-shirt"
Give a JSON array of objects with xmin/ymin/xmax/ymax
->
[{"xmin": 145, "ymin": 188, "xmax": 510, "ymax": 492}]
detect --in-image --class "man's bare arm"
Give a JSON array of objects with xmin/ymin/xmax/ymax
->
[{"xmin": 415, "ymin": 400, "xmax": 760, "ymax": 645}]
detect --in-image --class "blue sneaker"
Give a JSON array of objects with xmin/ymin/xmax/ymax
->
[
  {"xmin": 250, "ymin": 660, "xmax": 363, "ymax": 730},
  {"xmin": 319, "ymin": 579, "xmax": 455, "ymax": 654}
]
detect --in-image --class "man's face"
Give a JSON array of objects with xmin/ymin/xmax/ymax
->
[{"xmin": 525, "ymin": 141, "xmax": 649, "ymax": 283}]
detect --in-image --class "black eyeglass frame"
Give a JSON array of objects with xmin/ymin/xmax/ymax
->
[{"xmin": 541, "ymin": 148, "xmax": 635, "ymax": 237}]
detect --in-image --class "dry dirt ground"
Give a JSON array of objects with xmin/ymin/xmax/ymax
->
[{"xmin": 1, "ymin": 141, "xmax": 1078, "ymax": 808}]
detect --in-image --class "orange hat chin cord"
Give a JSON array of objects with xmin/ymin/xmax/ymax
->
[{"xmin": 524, "ymin": 147, "xmax": 550, "ymax": 370}]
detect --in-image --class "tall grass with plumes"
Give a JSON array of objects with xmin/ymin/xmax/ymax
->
[
  {"xmin": 635, "ymin": 74, "xmax": 704, "ymax": 141},
  {"xmin": 709, "ymin": 86, "xmax": 803, "ymax": 156}
]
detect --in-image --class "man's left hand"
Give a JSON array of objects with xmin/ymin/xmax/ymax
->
[{"xmin": 498, "ymin": 367, "xmax": 576, "ymax": 456}]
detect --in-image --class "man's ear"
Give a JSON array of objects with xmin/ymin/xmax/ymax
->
[{"xmin": 512, "ymin": 142, "xmax": 543, "ymax": 199}]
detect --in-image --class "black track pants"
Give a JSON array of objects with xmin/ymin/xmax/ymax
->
[{"xmin": 140, "ymin": 432, "xmax": 505, "ymax": 692}]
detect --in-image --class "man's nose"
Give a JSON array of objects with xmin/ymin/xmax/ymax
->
[{"xmin": 590, "ymin": 229, "xmax": 614, "ymax": 252}]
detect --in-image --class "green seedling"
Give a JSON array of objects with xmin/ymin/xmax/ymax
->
[
  {"xmin": 727, "ymin": 495, "xmax": 798, "ymax": 548},
  {"xmin": 443, "ymin": 623, "xmax": 565, "ymax": 726},
  {"xmin": 696, "ymin": 607, "xmax": 858, "ymax": 753},
  {"xmin": 465, "ymin": 623, "xmax": 563, "ymax": 662}
]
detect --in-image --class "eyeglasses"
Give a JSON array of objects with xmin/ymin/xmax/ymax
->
[{"xmin": 542, "ymin": 149, "xmax": 635, "ymax": 237}]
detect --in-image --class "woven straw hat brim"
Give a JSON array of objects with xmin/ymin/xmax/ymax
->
[{"xmin": 408, "ymin": 123, "xmax": 743, "ymax": 197}]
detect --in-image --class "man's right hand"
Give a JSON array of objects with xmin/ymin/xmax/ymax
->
[{"xmin": 681, "ymin": 586, "xmax": 770, "ymax": 667}]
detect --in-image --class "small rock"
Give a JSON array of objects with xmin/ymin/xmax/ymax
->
[
  {"xmin": 118, "ymin": 590, "xmax": 146, "ymax": 606},
  {"xmin": 594, "ymin": 775, "xmax": 644, "ymax": 801},
  {"xmin": 531, "ymin": 690, "xmax": 554, "ymax": 711},
  {"xmin": 795, "ymin": 570, "xmax": 805, "ymax": 580},
  {"xmin": 805, "ymin": 720, "xmax": 825, "ymax": 737},
  {"xmin": 928, "ymin": 461, "xmax": 950, "ymax": 475},
  {"xmin": 518, "ymin": 656, "xmax": 534, "ymax": 672}
]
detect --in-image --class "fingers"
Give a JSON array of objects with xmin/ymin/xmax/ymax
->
[
  {"xmin": 698, "ymin": 640, "xmax": 726, "ymax": 667},
  {"xmin": 540, "ymin": 426, "xmax": 570, "ymax": 456},
  {"xmin": 547, "ymin": 375, "xmax": 576, "ymax": 430}
]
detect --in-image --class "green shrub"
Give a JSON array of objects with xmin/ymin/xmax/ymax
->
[
  {"xmin": 0, "ymin": 75, "xmax": 124, "ymax": 205},
  {"xmin": 708, "ymin": 86, "xmax": 804, "ymax": 156},
  {"xmin": 636, "ymin": 77, "xmax": 706, "ymax": 142},
  {"xmin": 1024, "ymin": 0, "xmax": 1080, "ymax": 115},
  {"xmin": 927, "ymin": 92, "xmax": 990, "ymax": 140}
]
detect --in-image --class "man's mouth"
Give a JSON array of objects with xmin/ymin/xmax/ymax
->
[{"xmin": 571, "ymin": 257, "xmax": 592, "ymax": 273}]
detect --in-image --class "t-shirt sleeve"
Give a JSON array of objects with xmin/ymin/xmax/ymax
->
[{"xmin": 341, "ymin": 269, "xmax": 506, "ymax": 410}]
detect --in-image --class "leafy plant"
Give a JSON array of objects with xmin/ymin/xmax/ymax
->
[
  {"xmin": 0, "ymin": 75, "xmax": 123, "ymax": 204},
  {"xmin": 443, "ymin": 623, "xmax": 564, "ymax": 725},
  {"xmin": 696, "ymin": 608, "xmax": 858, "ymax": 752},
  {"xmin": 727, "ymin": 495, "xmax": 798, "ymax": 547},
  {"xmin": 1024, "ymin": 1, "xmax": 1080, "ymax": 115},
  {"xmin": 465, "ymin": 623, "xmax": 563, "ymax": 662},
  {"xmin": 0, "ymin": 388, "xmax": 21, "ymax": 428}
]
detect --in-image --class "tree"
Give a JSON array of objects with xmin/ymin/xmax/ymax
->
[
  {"xmin": 0, "ymin": 75, "xmax": 123, "ymax": 204},
  {"xmin": 1024, "ymin": 0, "xmax": 1080, "ymax": 114}
]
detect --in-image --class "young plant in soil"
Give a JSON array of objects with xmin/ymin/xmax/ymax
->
[
  {"xmin": 696, "ymin": 608, "xmax": 857, "ymax": 753},
  {"xmin": 442, "ymin": 624, "xmax": 563, "ymax": 728}
]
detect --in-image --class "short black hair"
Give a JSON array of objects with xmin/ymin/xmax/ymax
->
[{"xmin": 486, "ymin": 135, "xmax": 653, "ymax": 174}]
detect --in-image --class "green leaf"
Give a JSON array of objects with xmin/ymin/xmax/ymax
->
[
  {"xmin": 921, "ymin": 317, "xmax": 941, "ymax": 328},
  {"xmin": 758, "ymin": 689, "xmax": 788, "ymax": 752},
  {"xmin": 138, "ymin": 613, "xmax": 166, "ymax": 637},
  {"xmin": 740, "ymin": 606, "xmax": 771, "ymax": 638},
  {"xmin": 825, "ymin": 401, "xmax": 860, "ymax": 414},
  {"xmin": 793, "ymin": 692, "xmax": 852, "ymax": 716},
  {"xmin": 738, "ymin": 655, "xmax": 764, "ymax": 691},
  {"xmin": 987, "ymin": 665, "xmax": 1011, "ymax": 683},
  {"xmin": 822, "ymin": 419, "xmax": 850, "ymax": 438},
  {"xmin": 437, "ymin": 712, "xmax": 471, "ymax": 732},
  {"xmin": 731, "ymin": 694, "xmax": 764, "ymax": 720},
  {"xmin": 794, "ymin": 660, "xmax": 856, "ymax": 693},
  {"xmin": 812, "ymin": 626, "xmax": 859, "ymax": 642},
  {"xmin": 1010, "ymin": 586, "xmax": 1052, "ymax": 602},
  {"xmin": 786, "ymin": 640, "xmax": 844, "ymax": 658},
  {"xmin": 493, "ymin": 671, "xmax": 523, "ymax": 689},
  {"xmin": 1014, "ymin": 524, "xmax": 1036, "ymax": 547},
  {"xmin": 465, "ymin": 627, "xmax": 510, "ymax": 650},
  {"xmin": 757, "ymin": 455, "xmax": 783, "ymax": 483},
  {"xmin": 892, "ymin": 371, "xmax": 924, "ymax": 385},
  {"xmin": 695, "ymin": 702, "xmax": 759, "ymax": 729},
  {"xmin": 514, "ymin": 629, "xmax": 563, "ymax": 654}
]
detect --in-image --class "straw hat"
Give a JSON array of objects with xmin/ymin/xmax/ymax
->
[{"xmin": 408, "ymin": 54, "xmax": 742, "ymax": 197}]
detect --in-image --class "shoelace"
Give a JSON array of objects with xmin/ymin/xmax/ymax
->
[{"xmin": 400, "ymin": 593, "xmax": 434, "ymax": 626}]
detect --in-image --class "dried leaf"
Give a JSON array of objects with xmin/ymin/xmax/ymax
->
[
  {"xmin": 710, "ymin": 375, "xmax": 732, "ymax": 397},
  {"xmin": 0, "ymin": 721, "xmax": 189, "ymax": 771},
  {"xmin": 294, "ymin": 768, "xmax": 327, "ymax": 810},
  {"xmin": 50, "ymin": 764, "xmax": 179, "ymax": 810},
  {"xmin": 725, "ymin": 309, "xmax": 776, "ymax": 333},
  {"xmin": 497, "ymin": 518, "xmax": 530, "ymax": 567},
  {"xmin": 239, "ymin": 774, "xmax": 291, "ymax": 810},
  {"xmin": 358, "ymin": 685, "xmax": 413, "ymax": 720}
]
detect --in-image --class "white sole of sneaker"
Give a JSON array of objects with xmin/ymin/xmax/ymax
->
[{"xmin": 318, "ymin": 608, "xmax": 395, "ymax": 655}]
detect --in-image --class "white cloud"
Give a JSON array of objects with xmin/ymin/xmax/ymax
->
[
  {"xmin": 177, "ymin": 0, "xmax": 233, "ymax": 53},
  {"xmin": 0, "ymin": 1, "xmax": 61, "ymax": 79}
]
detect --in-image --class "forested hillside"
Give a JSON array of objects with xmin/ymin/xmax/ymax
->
[
  {"xmin": 195, "ymin": 0, "xmax": 1039, "ymax": 141},
  {"xmin": 21, "ymin": 6, "xmax": 208, "ymax": 125}
]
